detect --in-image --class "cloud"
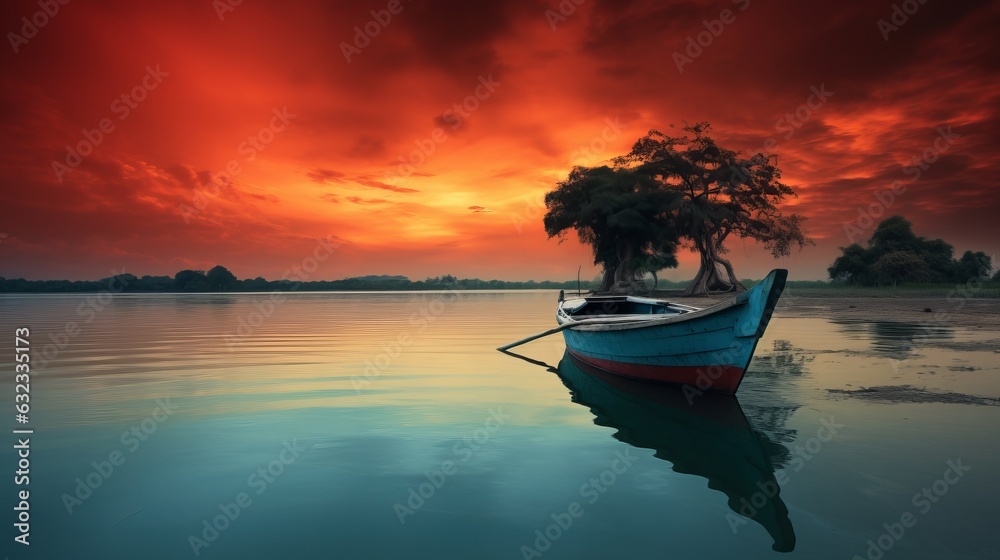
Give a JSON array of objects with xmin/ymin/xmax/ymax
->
[
  {"xmin": 307, "ymin": 169, "xmax": 419, "ymax": 193},
  {"xmin": 349, "ymin": 135, "xmax": 387, "ymax": 158},
  {"xmin": 308, "ymin": 169, "xmax": 346, "ymax": 183},
  {"xmin": 346, "ymin": 196, "xmax": 389, "ymax": 205},
  {"xmin": 355, "ymin": 178, "xmax": 420, "ymax": 193}
]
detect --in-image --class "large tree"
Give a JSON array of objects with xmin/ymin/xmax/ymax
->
[
  {"xmin": 544, "ymin": 166, "xmax": 681, "ymax": 293},
  {"xmin": 615, "ymin": 123, "xmax": 812, "ymax": 295}
]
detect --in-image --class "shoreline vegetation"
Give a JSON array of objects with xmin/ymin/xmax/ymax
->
[
  {"xmin": 1, "ymin": 269, "xmax": 998, "ymax": 298},
  {"xmin": 0, "ymin": 271, "xmax": 593, "ymax": 294}
]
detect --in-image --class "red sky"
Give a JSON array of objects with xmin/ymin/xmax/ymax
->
[{"xmin": 1, "ymin": 0, "xmax": 998, "ymax": 282}]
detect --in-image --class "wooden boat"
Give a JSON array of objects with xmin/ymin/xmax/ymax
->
[
  {"xmin": 554, "ymin": 351, "xmax": 796, "ymax": 552},
  {"xmin": 554, "ymin": 269, "xmax": 787, "ymax": 394}
]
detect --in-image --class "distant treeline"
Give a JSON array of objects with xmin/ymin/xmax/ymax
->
[
  {"xmin": 5, "ymin": 266, "xmax": 998, "ymax": 295},
  {"xmin": 0, "ymin": 267, "xmax": 615, "ymax": 293}
]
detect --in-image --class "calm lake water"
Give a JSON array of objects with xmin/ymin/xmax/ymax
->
[{"xmin": 1, "ymin": 291, "xmax": 998, "ymax": 559}]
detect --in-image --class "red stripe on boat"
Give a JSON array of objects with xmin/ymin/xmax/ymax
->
[{"xmin": 566, "ymin": 349, "xmax": 746, "ymax": 394}]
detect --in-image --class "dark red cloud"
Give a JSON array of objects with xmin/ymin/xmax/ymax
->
[{"xmin": 0, "ymin": 0, "xmax": 997, "ymax": 281}]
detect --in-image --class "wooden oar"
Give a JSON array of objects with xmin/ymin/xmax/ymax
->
[
  {"xmin": 497, "ymin": 315, "xmax": 667, "ymax": 351},
  {"xmin": 497, "ymin": 323, "xmax": 576, "ymax": 351}
]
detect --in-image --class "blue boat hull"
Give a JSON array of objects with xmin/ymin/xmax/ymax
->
[{"xmin": 559, "ymin": 269, "xmax": 787, "ymax": 394}]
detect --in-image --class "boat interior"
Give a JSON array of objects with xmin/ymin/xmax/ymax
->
[{"xmin": 560, "ymin": 296, "xmax": 698, "ymax": 318}]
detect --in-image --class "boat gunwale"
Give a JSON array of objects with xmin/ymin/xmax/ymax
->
[
  {"xmin": 557, "ymin": 292, "xmax": 746, "ymax": 332},
  {"xmin": 556, "ymin": 270, "xmax": 785, "ymax": 333}
]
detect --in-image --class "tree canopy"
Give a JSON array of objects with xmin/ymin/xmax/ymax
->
[
  {"xmin": 206, "ymin": 265, "xmax": 238, "ymax": 290},
  {"xmin": 544, "ymin": 123, "xmax": 811, "ymax": 295},
  {"xmin": 174, "ymin": 269, "xmax": 209, "ymax": 291},
  {"xmin": 614, "ymin": 123, "xmax": 812, "ymax": 294},
  {"xmin": 544, "ymin": 166, "xmax": 681, "ymax": 292},
  {"xmin": 828, "ymin": 216, "xmax": 993, "ymax": 286}
]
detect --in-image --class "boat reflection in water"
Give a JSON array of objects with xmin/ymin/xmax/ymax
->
[{"xmin": 555, "ymin": 351, "xmax": 796, "ymax": 552}]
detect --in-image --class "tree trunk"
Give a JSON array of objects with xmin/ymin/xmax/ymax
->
[
  {"xmin": 715, "ymin": 253, "xmax": 746, "ymax": 292},
  {"xmin": 683, "ymin": 235, "xmax": 747, "ymax": 296},
  {"xmin": 598, "ymin": 267, "xmax": 615, "ymax": 293},
  {"xmin": 593, "ymin": 241, "xmax": 647, "ymax": 294}
]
